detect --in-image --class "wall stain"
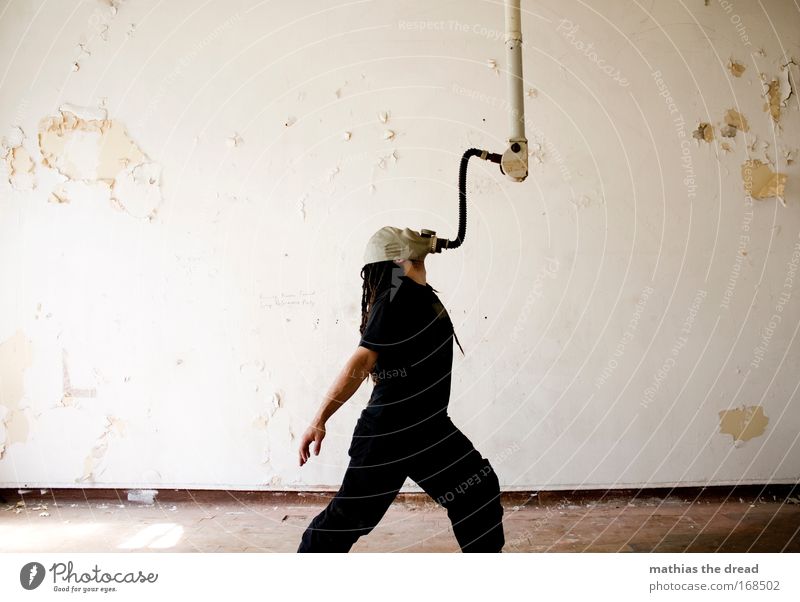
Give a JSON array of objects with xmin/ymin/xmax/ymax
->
[
  {"xmin": 741, "ymin": 159, "xmax": 787, "ymax": 202},
  {"xmin": 718, "ymin": 405, "xmax": 769, "ymax": 443},
  {"xmin": 0, "ymin": 331, "xmax": 34, "ymax": 459}
]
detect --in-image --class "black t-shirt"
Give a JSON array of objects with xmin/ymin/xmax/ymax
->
[{"xmin": 358, "ymin": 275, "xmax": 456, "ymax": 427}]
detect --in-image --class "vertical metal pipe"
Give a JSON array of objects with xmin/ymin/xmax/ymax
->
[{"xmin": 505, "ymin": 0, "xmax": 526, "ymax": 143}]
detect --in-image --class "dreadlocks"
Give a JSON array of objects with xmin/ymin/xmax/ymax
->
[
  {"xmin": 359, "ymin": 260, "xmax": 397, "ymax": 384},
  {"xmin": 359, "ymin": 260, "xmax": 398, "ymax": 336},
  {"xmin": 359, "ymin": 261, "xmax": 465, "ymax": 368}
]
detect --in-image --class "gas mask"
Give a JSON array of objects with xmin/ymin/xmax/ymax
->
[{"xmin": 363, "ymin": 226, "xmax": 439, "ymax": 265}]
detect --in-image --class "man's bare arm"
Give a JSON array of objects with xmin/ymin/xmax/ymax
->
[{"xmin": 298, "ymin": 346, "xmax": 378, "ymax": 466}]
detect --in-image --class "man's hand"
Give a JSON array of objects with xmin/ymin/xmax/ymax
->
[
  {"xmin": 298, "ymin": 422, "xmax": 326, "ymax": 466},
  {"xmin": 297, "ymin": 346, "xmax": 376, "ymax": 467}
]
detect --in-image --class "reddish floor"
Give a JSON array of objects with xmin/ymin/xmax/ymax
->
[{"xmin": 1, "ymin": 486, "xmax": 798, "ymax": 552}]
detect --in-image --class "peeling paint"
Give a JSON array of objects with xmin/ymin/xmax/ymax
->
[
  {"xmin": 718, "ymin": 405, "xmax": 769, "ymax": 442},
  {"xmin": 728, "ymin": 60, "xmax": 746, "ymax": 77},
  {"xmin": 0, "ymin": 331, "xmax": 34, "ymax": 459},
  {"xmin": 375, "ymin": 149, "xmax": 399, "ymax": 170},
  {"xmin": 98, "ymin": 0, "xmax": 122, "ymax": 13},
  {"xmin": 37, "ymin": 107, "xmax": 161, "ymax": 218},
  {"xmin": 2, "ymin": 127, "xmax": 36, "ymax": 190},
  {"xmin": 2, "ymin": 126, "xmax": 24, "ymax": 149},
  {"xmin": 0, "ymin": 404, "xmax": 9, "ymax": 460},
  {"xmin": 779, "ymin": 60, "xmax": 796, "ymax": 104},
  {"xmin": 39, "ymin": 108, "xmax": 145, "ymax": 180},
  {"xmin": 80, "ymin": 415, "xmax": 125, "ymax": 483},
  {"xmin": 741, "ymin": 159, "xmax": 787, "ymax": 202},
  {"xmin": 48, "ymin": 186, "xmax": 70, "ymax": 204},
  {"xmin": 765, "ymin": 79, "xmax": 782, "ymax": 122},
  {"xmin": 721, "ymin": 109, "xmax": 749, "ymax": 137},
  {"xmin": 530, "ymin": 142, "xmax": 545, "ymax": 164},
  {"xmin": 692, "ymin": 122, "xmax": 714, "ymax": 142},
  {"xmin": 4, "ymin": 145, "xmax": 35, "ymax": 190},
  {"xmin": 110, "ymin": 160, "xmax": 162, "ymax": 219},
  {"xmin": 60, "ymin": 349, "xmax": 97, "ymax": 406},
  {"xmin": 764, "ymin": 60, "xmax": 797, "ymax": 123}
]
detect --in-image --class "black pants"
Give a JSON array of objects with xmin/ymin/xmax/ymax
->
[{"xmin": 297, "ymin": 412, "xmax": 505, "ymax": 552}]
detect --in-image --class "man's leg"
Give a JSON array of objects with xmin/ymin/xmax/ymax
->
[
  {"xmin": 297, "ymin": 417, "xmax": 407, "ymax": 552},
  {"xmin": 407, "ymin": 417, "xmax": 505, "ymax": 552}
]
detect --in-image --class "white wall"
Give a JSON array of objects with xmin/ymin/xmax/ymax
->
[{"xmin": 0, "ymin": 0, "xmax": 798, "ymax": 491}]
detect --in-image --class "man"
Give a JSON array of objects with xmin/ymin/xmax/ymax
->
[{"xmin": 297, "ymin": 226, "xmax": 504, "ymax": 552}]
